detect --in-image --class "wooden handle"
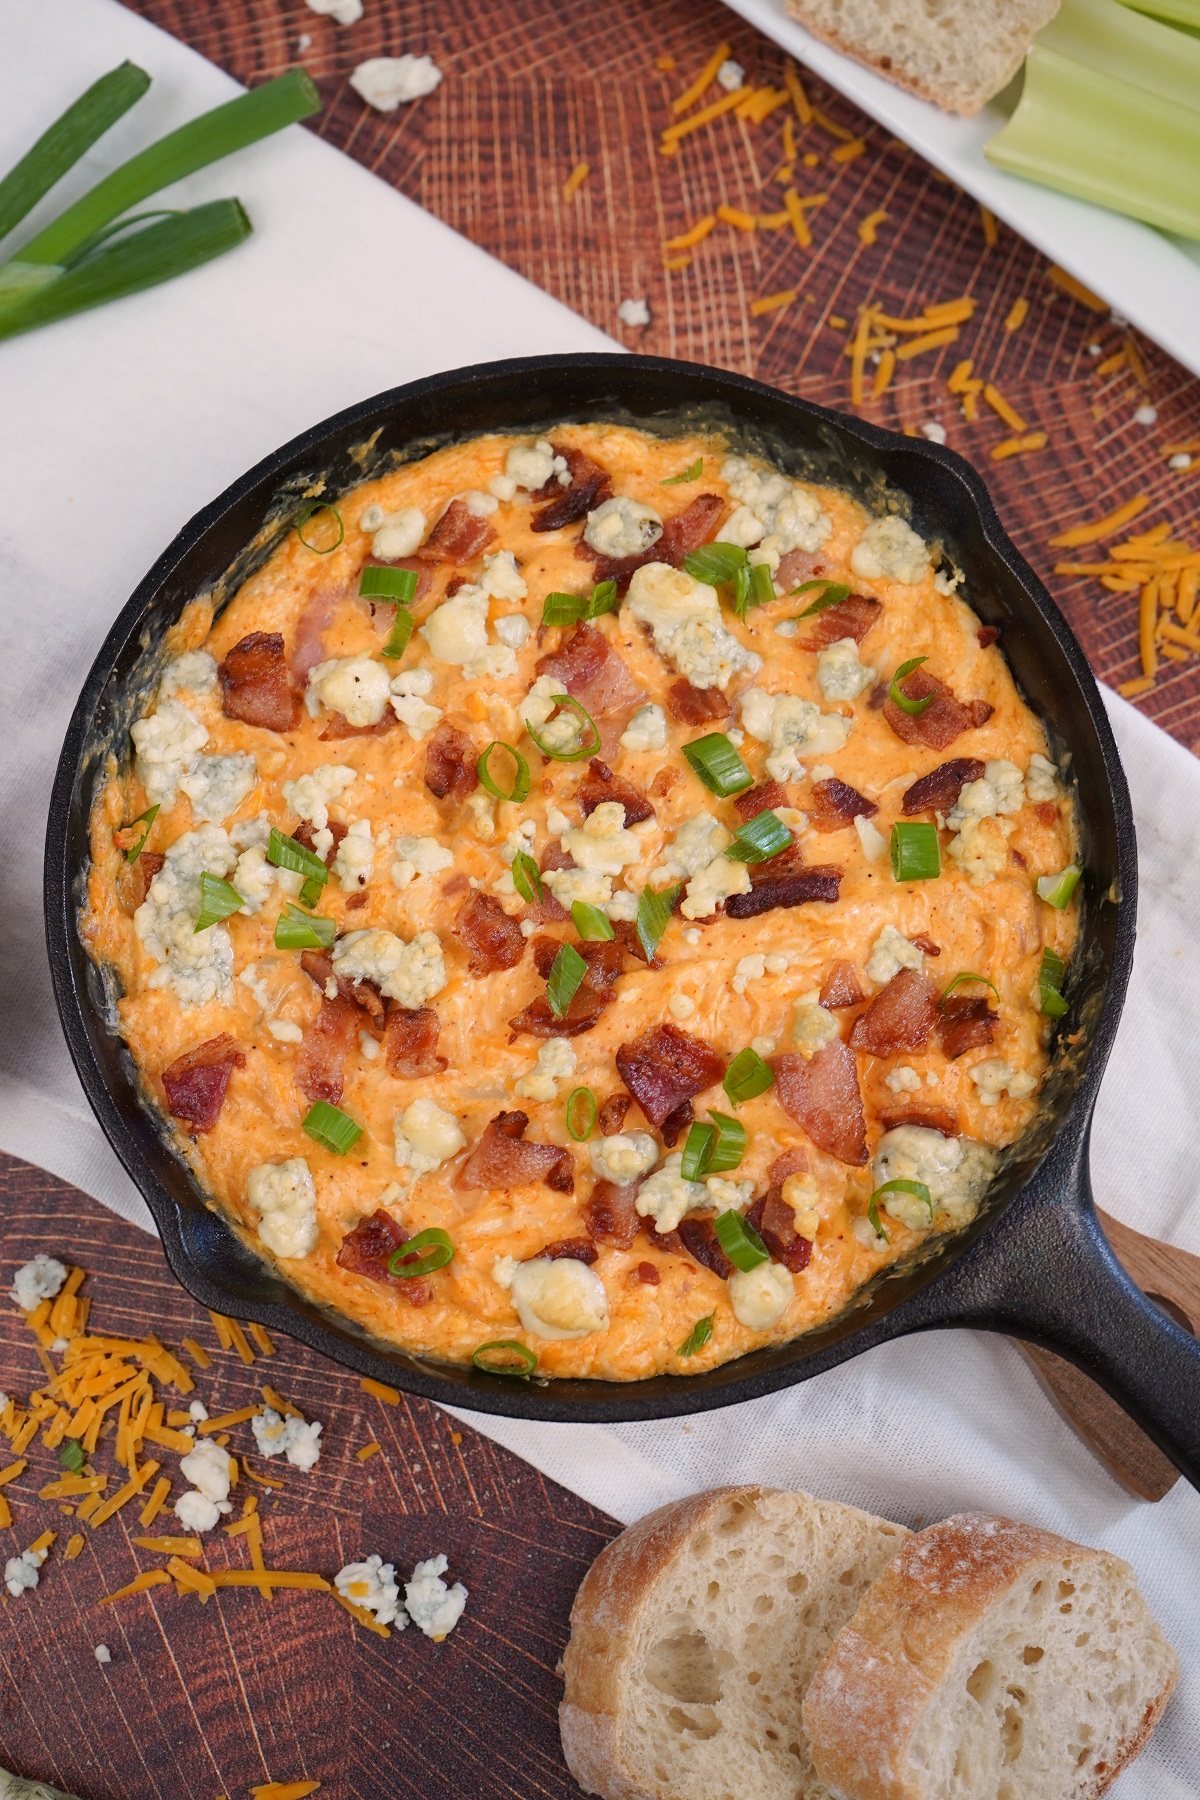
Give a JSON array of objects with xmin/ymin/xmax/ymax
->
[{"xmin": 1015, "ymin": 1210, "xmax": 1200, "ymax": 1501}]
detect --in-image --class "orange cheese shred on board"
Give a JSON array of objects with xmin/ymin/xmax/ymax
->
[
  {"xmin": 169, "ymin": 1554, "xmax": 217, "ymax": 1601},
  {"xmin": 664, "ymin": 214, "xmax": 716, "ymax": 251},
  {"xmin": 247, "ymin": 1323, "xmax": 276, "ymax": 1358},
  {"xmin": 360, "ymin": 1378, "xmax": 400, "ymax": 1406},
  {"xmin": 990, "ymin": 432, "xmax": 1049, "ymax": 461},
  {"xmin": 241, "ymin": 1456, "xmax": 285, "ymax": 1489},
  {"xmin": 99, "ymin": 1568, "xmax": 171, "ymax": 1605},
  {"xmin": 181, "ymin": 1336, "xmax": 212, "ymax": 1370},
  {"xmin": 139, "ymin": 1476, "xmax": 171, "ymax": 1528},
  {"xmin": 982, "ymin": 384, "xmax": 1028, "ymax": 433},
  {"xmin": 356, "ymin": 1442, "xmax": 382, "ymax": 1462},
  {"xmin": 250, "ymin": 1782, "xmax": 321, "ymax": 1799},
  {"xmin": 1049, "ymin": 495, "xmax": 1151, "ymax": 547},
  {"xmin": 750, "ymin": 289, "xmax": 797, "ymax": 317},
  {"xmin": 1048, "ymin": 264, "xmax": 1106, "ymax": 309},
  {"xmin": 671, "ymin": 42, "xmax": 731, "ymax": 116},
  {"xmin": 784, "ymin": 61, "xmax": 812, "ymax": 124},
  {"xmin": 260, "ymin": 1385, "xmax": 302, "ymax": 1419},
  {"xmin": 333, "ymin": 1592, "xmax": 392, "ymax": 1638},
  {"xmin": 895, "ymin": 325, "xmax": 959, "ymax": 362},
  {"xmin": 857, "ymin": 210, "xmax": 888, "ymax": 246},
  {"xmin": 1004, "ymin": 298, "xmax": 1029, "ymax": 333},
  {"xmin": 64, "ymin": 1533, "xmax": 86, "ymax": 1560},
  {"xmin": 134, "ymin": 1535, "xmax": 204, "ymax": 1557},
  {"xmin": 199, "ymin": 1405, "xmax": 260, "ymax": 1436},
  {"xmin": 0, "ymin": 1458, "xmax": 28, "ymax": 1486},
  {"xmin": 561, "ymin": 161, "xmax": 589, "ymax": 202},
  {"xmin": 659, "ymin": 88, "xmax": 743, "ymax": 153}
]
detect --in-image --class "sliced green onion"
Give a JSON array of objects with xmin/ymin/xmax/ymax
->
[
  {"xmin": 890, "ymin": 821, "xmax": 941, "ymax": 883},
  {"xmin": 301, "ymin": 1100, "xmax": 363, "ymax": 1156},
  {"xmin": 566, "ymin": 1087, "xmax": 597, "ymax": 1141},
  {"xmin": 274, "ymin": 903, "xmax": 336, "ymax": 951},
  {"xmin": 940, "ymin": 972, "xmax": 1000, "ymax": 1007},
  {"xmin": 268, "ymin": 828, "xmax": 328, "ymax": 886},
  {"xmin": 17, "ymin": 69, "xmax": 320, "ymax": 270},
  {"xmin": 662, "ymin": 457, "xmax": 703, "ymax": 486},
  {"xmin": 586, "ymin": 580, "xmax": 619, "ymax": 618},
  {"xmin": 888, "ymin": 656, "xmax": 934, "ymax": 715},
  {"xmin": 58, "ymin": 1438, "xmax": 86, "ymax": 1473},
  {"xmin": 747, "ymin": 562, "xmax": 777, "ymax": 608},
  {"xmin": 713, "ymin": 1209, "xmax": 770, "ymax": 1272},
  {"xmin": 792, "ymin": 578, "xmax": 851, "ymax": 616},
  {"xmin": 511, "ymin": 851, "xmax": 544, "ymax": 905},
  {"xmin": 299, "ymin": 874, "xmax": 326, "ymax": 910},
  {"xmin": 677, "ymin": 1314, "xmax": 714, "ymax": 1357},
  {"xmin": 682, "ymin": 542, "xmax": 749, "ymax": 587},
  {"xmin": 0, "ymin": 199, "xmax": 252, "ymax": 343},
  {"xmin": 680, "ymin": 1122, "xmax": 717, "ymax": 1180},
  {"xmin": 682, "ymin": 732, "xmax": 753, "ymax": 797},
  {"xmin": 477, "ymin": 740, "xmax": 531, "ymax": 803},
  {"xmin": 0, "ymin": 61, "xmax": 151, "ymax": 247},
  {"xmin": 472, "ymin": 1340, "xmax": 537, "ymax": 1377},
  {"xmin": 865, "ymin": 1195, "xmax": 889, "ymax": 1243},
  {"xmin": 295, "ymin": 502, "xmax": 344, "ymax": 555},
  {"xmin": 730, "ymin": 562, "xmax": 752, "ymax": 620},
  {"xmin": 359, "ymin": 565, "xmax": 418, "ymax": 602},
  {"xmin": 871, "ymin": 1179, "xmax": 934, "ymax": 1231},
  {"xmin": 194, "ymin": 872, "xmax": 244, "ymax": 932},
  {"xmin": 527, "ymin": 695, "xmax": 601, "ymax": 762},
  {"xmin": 723, "ymin": 1047, "xmax": 775, "ymax": 1108},
  {"xmin": 636, "ymin": 882, "xmax": 681, "ymax": 961},
  {"xmin": 571, "ymin": 901, "xmax": 614, "ymax": 941},
  {"xmin": 541, "ymin": 581, "xmax": 620, "ymax": 628},
  {"xmin": 546, "ymin": 943, "xmax": 588, "ymax": 1018},
  {"xmin": 725, "ymin": 808, "xmax": 792, "ymax": 864},
  {"xmin": 1036, "ymin": 865, "xmax": 1082, "ymax": 908},
  {"xmin": 705, "ymin": 1110, "xmax": 747, "ymax": 1173},
  {"xmin": 123, "ymin": 803, "xmax": 159, "ymax": 862},
  {"xmin": 1038, "ymin": 946, "xmax": 1070, "ymax": 1019},
  {"xmin": 387, "ymin": 1227, "xmax": 454, "ymax": 1279},
  {"xmin": 380, "ymin": 606, "xmax": 414, "ymax": 659}
]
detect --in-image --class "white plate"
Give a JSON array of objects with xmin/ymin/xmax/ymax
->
[{"xmin": 722, "ymin": 0, "xmax": 1200, "ymax": 378}]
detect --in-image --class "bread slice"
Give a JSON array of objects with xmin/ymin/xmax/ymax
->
[
  {"xmin": 559, "ymin": 1485, "xmax": 910, "ymax": 1800},
  {"xmin": 803, "ymin": 1511, "xmax": 1178, "ymax": 1800},
  {"xmin": 783, "ymin": 0, "xmax": 1060, "ymax": 115}
]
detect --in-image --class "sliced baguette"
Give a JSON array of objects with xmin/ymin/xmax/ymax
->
[
  {"xmin": 803, "ymin": 1511, "xmax": 1178, "ymax": 1800},
  {"xmin": 784, "ymin": 0, "xmax": 1060, "ymax": 116},
  {"xmin": 560, "ymin": 1484, "xmax": 910, "ymax": 1800}
]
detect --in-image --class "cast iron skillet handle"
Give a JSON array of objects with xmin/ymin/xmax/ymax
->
[{"xmin": 929, "ymin": 1116, "xmax": 1200, "ymax": 1492}]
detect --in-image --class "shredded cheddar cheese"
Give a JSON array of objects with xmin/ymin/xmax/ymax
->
[
  {"xmin": 139, "ymin": 1476, "xmax": 172, "ymax": 1528},
  {"xmin": 979, "ymin": 205, "xmax": 998, "ymax": 247},
  {"xmin": 1048, "ymin": 265, "xmax": 1106, "ymax": 310},
  {"xmin": 895, "ymin": 326, "xmax": 959, "ymax": 362},
  {"xmin": 750, "ymin": 289, "xmax": 797, "ymax": 317},
  {"xmin": 1004, "ymin": 298, "xmax": 1029, "ymax": 333},
  {"xmin": 181, "ymin": 1336, "xmax": 212, "ymax": 1370},
  {"xmin": 990, "ymin": 432, "xmax": 1049, "ymax": 460},
  {"xmin": 562, "ymin": 162, "xmax": 589, "ymax": 202},
  {"xmin": 659, "ymin": 88, "xmax": 744, "ymax": 154},
  {"xmin": 356, "ymin": 1441, "xmax": 382, "ymax": 1461},
  {"xmin": 716, "ymin": 203, "xmax": 758, "ymax": 232},
  {"xmin": 784, "ymin": 61, "xmax": 812, "ymax": 124},
  {"xmin": 664, "ymin": 214, "xmax": 716, "ymax": 250},
  {"xmin": 872, "ymin": 349, "xmax": 896, "ymax": 399},
  {"xmin": 1050, "ymin": 496, "xmax": 1152, "ymax": 547},
  {"xmin": 169, "ymin": 1554, "xmax": 217, "ymax": 1601},
  {"xmin": 64, "ymin": 1533, "xmax": 85, "ymax": 1560},
  {"xmin": 100, "ymin": 1568, "xmax": 171, "ymax": 1605},
  {"xmin": 671, "ymin": 43, "xmax": 732, "ymax": 116},
  {"xmin": 361, "ymin": 1378, "xmax": 401, "ymax": 1406},
  {"xmin": 982, "ymin": 384, "xmax": 1028, "ymax": 433},
  {"xmin": 857, "ymin": 210, "xmax": 888, "ymax": 246},
  {"xmin": 135, "ymin": 1535, "xmax": 204, "ymax": 1557},
  {"xmin": 334, "ymin": 1592, "xmax": 392, "ymax": 1638},
  {"xmin": 199, "ymin": 1405, "xmax": 260, "ymax": 1435},
  {"xmin": 250, "ymin": 1782, "xmax": 321, "ymax": 1799},
  {"xmin": 831, "ymin": 137, "xmax": 866, "ymax": 164}
]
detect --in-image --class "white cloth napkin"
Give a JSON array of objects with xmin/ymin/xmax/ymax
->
[{"xmin": 1, "ymin": 3, "xmax": 1195, "ymax": 1791}]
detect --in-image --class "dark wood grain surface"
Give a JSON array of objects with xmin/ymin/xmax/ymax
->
[
  {"xmin": 127, "ymin": 0, "xmax": 1200, "ymax": 749},
  {"xmin": 0, "ymin": 1152, "xmax": 615, "ymax": 1798}
]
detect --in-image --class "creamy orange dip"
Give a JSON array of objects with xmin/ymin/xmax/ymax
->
[{"xmin": 83, "ymin": 425, "xmax": 1079, "ymax": 1381}]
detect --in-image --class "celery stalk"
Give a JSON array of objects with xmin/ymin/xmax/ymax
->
[
  {"xmin": 1118, "ymin": 0, "xmax": 1200, "ymax": 25},
  {"xmin": 1039, "ymin": 0, "xmax": 1200, "ymax": 111},
  {"xmin": 0, "ymin": 61, "xmax": 150, "ymax": 247},
  {"xmin": 0, "ymin": 200, "xmax": 251, "ymax": 340},
  {"xmin": 985, "ymin": 44, "xmax": 1200, "ymax": 241},
  {"xmin": 17, "ymin": 68, "xmax": 318, "ymax": 268}
]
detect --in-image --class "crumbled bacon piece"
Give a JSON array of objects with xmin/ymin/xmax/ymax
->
[
  {"xmin": 531, "ymin": 936, "xmax": 622, "ymax": 986},
  {"xmin": 764, "ymin": 1146, "xmax": 810, "ymax": 1196},
  {"xmin": 938, "ymin": 994, "xmax": 998, "ymax": 1061},
  {"xmin": 319, "ymin": 709, "xmax": 394, "ymax": 741},
  {"xmin": 424, "ymin": 720, "xmax": 478, "ymax": 801},
  {"xmin": 977, "ymin": 624, "xmax": 1001, "ymax": 648},
  {"xmin": 666, "ymin": 679, "xmax": 731, "ymax": 725},
  {"xmin": 798, "ymin": 593, "xmax": 882, "ymax": 650},
  {"xmin": 910, "ymin": 934, "xmax": 941, "ymax": 956},
  {"xmin": 901, "ymin": 758, "xmax": 985, "ymax": 817},
  {"xmin": 300, "ymin": 947, "xmax": 385, "ymax": 1022},
  {"xmin": 296, "ymin": 992, "xmax": 360, "ymax": 1105},
  {"xmin": 849, "ymin": 968, "xmax": 941, "ymax": 1057},
  {"xmin": 773, "ymin": 1042, "xmax": 867, "ymax": 1166},
  {"xmin": 346, "ymin": 893, "xmax": 368, "ymax": 912},
  {"xmin": 650, "ymin": 767, "xmax": 683, "ymax": 801},
  {"xmin": 291, "ymin": 592, "xmax": 338, "ymax": 684},
  {"xmin": 775, "ymin": 547, "xmax": 828, "ymax": 591},
  {"xmin": 820, "ymin": 961, "xmax": 865, "ymax": 1009},
  {"xmin": 636, "ymin": 1261, "xmax": 660, "ymax": 1285},
  {"xmin": 809, "ymin": 778, "xmax": 877, "ymax": 833},
  {"xmin": 884, "ymin": 669, "xmax": 994, "ymax": 750},
  {"xmin": 584, "ymin": 1181, "xmax": 641, "ymax": 1248},
  {"xmin": 539, "ymin": 1237, "xmax": 598, "ymax": 1265},
  {"xmin": 744, "ymin": 1193, "xmax": 813, "ymax": 1274},
  {"xmin": 116, "ymin": 850, "xmax": 165, "ymax": 915},
  {"xmin": 583, "ymin": 493, "xmax": 725, "ymax": 590},
  {"xmin": 218, "ymin": 632, "xmax": 298, "ymax": 732},
  {"xmin": 512, "ymin": 937, "xmax": 622, "ymax": 1036},
  {"xmin": 454, "ymin": 891, "xmax": 526, "ymax": 975},
  {"xmin": 677, "ymin": 1216, "xmax": 732, "ymax": 1280},
  {"xmin": 458, "ymin": 1110, "xmax": 574, "ymax": 1192},
  {"xmin": 294, "ymin": 819, "xmax": 347, "ymax": 869},
  {"xmin": 336, "ymin": 1211, "xmax": 432, "ymax": 1305},
  {"xmin": 597, "ymin": 1093, "xmax": 631, "ymax": 1135},
  {"xmin": 531, "ymin": 446, "xmax": 613, "ymax": 531},
  {"xmin": 577, "ymin": 757, "xmax": 655, "ymax": 825},
  {"xmin": 725, "ymin": 865, "xmax": 842, "ymax": 918},
  {"xmin": 1036, "ymin": 801, "xmax": 1058, "ymax": 827},
  {"xmin": 615, "ymin": 1023, "xmax": 725, "ymax": 1129},
  {"xmin": 536, "ymin": 621, "xmax": 642, "ymax": 719},
  {"xmin": 733, "ymin": 780, "xmax": 789, "ymax": 823},
  {"xmin": 660, "ymin": 1101, "xmax": 694, "ymax": 1147},
  {"xmin": 384, "ymin": 1004, "xmax": 446, "ymax": 1077},
  {"xmin": 161, "ymin": 1035, "xmax": 245, "ymax": 1132},
  {"xmin": 417, "ymin": 498, "xmax": 495, "ymax": 565},
  {"xmin": 880, "ymin": 1106, "xmax": 959, "ymax": 1137}
]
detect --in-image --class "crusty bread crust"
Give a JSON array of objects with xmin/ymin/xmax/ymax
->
[
  {"xmin": 802, "ymin": 1512, "xmax": 1178, "ymax": 1800},
  {"xmin": 783, "ymin": 0, "xmax": 1058, "ymax": 116},
  {"xmin": 560, "ymin": 1486, "xmax": 745, "ymax": 1800}
]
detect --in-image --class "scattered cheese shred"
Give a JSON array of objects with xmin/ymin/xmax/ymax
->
[
  {"xmin": 784, "ymin": 61, "xmax": 812, "ymax": 124},
  {"xmin": 169, "ymin": 1554, "xmax": 217, "ymax": 1602},
  {"xmin": 356, "ymin": 1442, "xmax": 382, "ymax": 1462},
  {"xmin": 250, "ymin": 1782, "xmax": 321, "ymax": 1799},
  {"xmin": 716, "ymin": 203, "xmax": 758, "ymax": 231},
  {"xmin": 199, "ymin": 1406, "xmax": 260, "ymax": 1436},
  {"xmin": 857, "ymin": 209, "xmax": 888, "ymax": 246},
  {"xmin": 1004, "ymin": 298, "xmax": 1029, "ymax": 333},
  {"xmin": 139, "ymin": 1476, "xmax": 171, "ymax": 1528},
  {"xmin": 1095, "ymin": 349, "xmax": 1127, "ymax": 378},
  {"xmin": 88, "ymin": 1459, "xmax": 159, "ymax": 1529},
  {"xmin": 782, "ymin": 116, "xmax": 797, "ymax": 162},
  {"xmin": 664, "ymin": 214, "xmax": 716, "ymax": 250},
  {"xmin": 261, "ymin": 1385, "xmax": 303, "ymax": 1420},
  {"xmin": 181, "ymin": 1337, "xmax": 212, "ymax": 1371},
  {"xmin": 100, "ymin": 1568, "xmax": 171, "ymax": 1606},
  {"xmin": 227, "ymin": 1320, "xmax": 256, "ymax": 1366},
  {"xmin": 831, "ymin": 137, "xmax": 867, "ymax": 164},
  {"xmin": 895, "ymin": 325, "xmax": 959, "ymax": 362},
  {"xmin": 208, "ymin": 1311, "xmax": 235, "ymax": 1352},
  {"xmin": 782, "ymin": 187, "xmax": 815, "ymax": 247},
  {"xmin": 247, "ymin": 1323, "xmax": 276, "ymax": 1357},
  {"xmin": 64, "ymin": 1533, "xmax": 85, "ymax": 1560},
  {"xmin": 1048, "ymin": 265, "xmax": 1106, "ymax": 310},
  {"xmin": 0, "ymin": 1496, "xmax": 10, "ymax": 1529},
  {"xmin": 663, "ymin": 254, "xmax": 691, "ymax": 271},
  {"xmin": 850, "ymin": 307, "xmax": 872, "ymax": 407},
  {"xmin": 38, "ymin": 1474, "xmax": 107, "ymax": 1500},
  {"xmin": 361, "ymin": 1378, "xmax": 400, "ymax": 1406},
  {"xmin": 561, "ymin": 161, "xmax": 589, "ymax": 202},
  {"xmin": 659, "ymin": 88, "xmax": 744, "ymax": 153},
  {"xmin": 134, "ymin": 1535, "xmax": 204, "ymax": 1557},
  {"xmin": 872, "ymin": 348, "xmax": 896, "ymax": 398},
  {"xmin": 1117, "ymin": 674, "xmax": 1155, "ymax": 697},
  {"xmin": 811, "ymin": 106, "xmax": 854, "ymax": 142},
  {"xmin": 241, "ymin": 1456, "xmax": 285, "ymax": 1489},
  {"xmin": 1140, "ymin": 579, "xmax": 1160, "ymax": 678},
  {"xmin": 982, "ymin": 383, "xmax": 1028, "ymax": 433},
  {"xmin": 333, "ymin": 1592, "xmax": 392, "ymax": 1638},
  {"xmin": 672, "ymin": 42, "xmax": 732, "ymax": 116},
  {"xmin": 1049, "ymin": 495, "xmax": 1151, "ymax": 547},
  {"xmin": 209, "ymin": 1570, "xmax": 332, "ymax": 1592},
  {"xmin": 0, "ymin": 1459, "xmax": 28, "ymax": 1486},
  {"xmin": 990, "ymin": 432, "xmax": 1049, "ymax": 460},
  {"xmin": 979, "ymin": 205, "xmax": 998, "ymax": 247},
  {"xmin": 750, "ymin": 288, "xmax": 797, "ymax": 317}
]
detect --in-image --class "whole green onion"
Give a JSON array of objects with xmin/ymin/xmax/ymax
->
[
  {"xmin": 723, "ymin": 1047, "xmax": 774, "ymax": 1108},
  {"xmin": 566, "ymin": 1087, "xmax": 597, "ymax": 1141},
  {"xmin": 388, "ymin": 1228, "xmax": 454, "ymax": 1279},
  {"xmin": 0, "ymin": 61, "xmax": 151, "ymax": 246},
  {"xmin": 713, "ymin": 1209, "xmax": 769, "ymax": 1272},
  {"xmin": 301, "ymin": 1101, "xmax": 363, "ymax": 1156},
  {"xmin": 1036, "ymin": 865, "xmax": 1082, "ymax": 908},
  {"xmin": 472, "ymin": 1340, "xmax": 537, "ymax": 1377},
  {"xmin": 547, "ymin": 943, "xmax": 588, "ymax": 1018},
  {"xmin": 677, "ymin": 1314, "xmax": 714, "ymax": 1357},
  {"xmin": 682, "ymin": 732, "xmax": 753, "ymax": 797},
  {"xmin": 890, "ymin": 821, "xmax": 941, "ymax": 883},
  {"xmin": 571, "ymin": 901, "xmax": 614, "ymax": 941},
  {"xmin": 725, "ymin": 808, "xmax": 792, "ymax": 864},
  {"xmin": 194, "ymin": 871, "xmax": 244, "ymax": 932},
  {"xmin": 477, "ymin": 740, "xmax": 531, "ymax": 803}
]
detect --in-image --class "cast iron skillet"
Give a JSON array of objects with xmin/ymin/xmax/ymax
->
[{"xmin": 44, "ymin": 354, "xmax": 1200, "ymax": 1486}]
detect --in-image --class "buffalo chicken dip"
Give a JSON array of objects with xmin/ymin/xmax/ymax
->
[{"xmin": 84, "ymin": 425, "xmax": 1080, "ymax": 1380}]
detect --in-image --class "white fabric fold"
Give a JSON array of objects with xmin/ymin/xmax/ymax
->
[{"xmin": 1, "ymin": 3, "xmax": 1196, "ymax": 1789}]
